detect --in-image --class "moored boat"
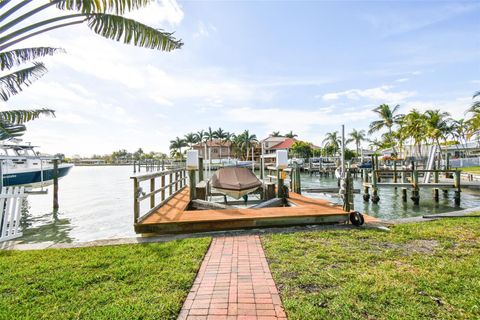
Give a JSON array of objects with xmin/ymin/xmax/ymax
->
[
  {"xmin": 210, "ymin": 167, "xmax": 262, "ymax": 199},
  {"xmin": 0, "ymin": 141, "xmax": 72, "ymax": 188}
]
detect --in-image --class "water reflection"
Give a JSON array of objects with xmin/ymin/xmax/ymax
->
[{"xmin": 20, "ymin": 200, "xmax": 73, "ymax": 243}]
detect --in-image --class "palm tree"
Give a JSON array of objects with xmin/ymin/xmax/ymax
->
[
  {"xmin": 424, "ymin": 109, "xmax": 451, "ymax": 156},
  {"xmin": 214, "ymin": 127, "xmax": 228, "ymax": 160},
  {"xmin": 225, "ymin": 132, "xmax": 235, "ymax": 159},
  {"xmin": 0, "ymin": 108, "xmax": 55, "ymax": 139},
  {"xmin": 184, "ymin": 133, "xmax": 197, "ymax": 149},
  {"xmin": 239, "ymin": 130, "xmax": 257, "ymax": 160},
  {"xmin": 270, "ymin": 131, "xmax": 281, "ymax": 137},
  {"xmin": 369, "ymin": 104, "xmax": 403, "ymax": 155},
  {"xmin": 467, "ymin": 91, "xmax": 480, "ymax": 114},
  {"xmin": 0, "ymin": 1, "xmax": 182, "ymax": 139},
  {"xmin": 346, "ymin": 129, "xmax": 366, "ymax": 158},
  {"xmin": 284, "ymin": 131, "xmax": 297, "ymax": 138},
  {"xmin": 204, "ymin": 126, "xmax": 217, "ymax": 165},
  {"xmin": 399, "ymin": 109, "xmax": 427, "ymax": 157},
  {"xmin": 466, "ymin": 91, "xmax": 480, "ymax": 141},
  {"xmin": 322, "ymin": 131, "xmax": 341, "ymax": 156},
  {"xmin": 169, "ymin": 137, "xmax": 187, "ymax": 159}
]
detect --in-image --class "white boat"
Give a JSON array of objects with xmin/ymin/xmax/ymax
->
[{"xmin": 0, "ymin": 141, "xmax": 73, "ymax": 188}]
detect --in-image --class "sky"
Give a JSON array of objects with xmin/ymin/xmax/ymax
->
[{"xmin": 2, "ymin": 0, "xmax": 480, "ymax": 157}]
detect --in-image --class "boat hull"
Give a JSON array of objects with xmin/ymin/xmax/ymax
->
[{"xmin": 2, "ymin": 165, "xmax": 73, "ymax": 188}]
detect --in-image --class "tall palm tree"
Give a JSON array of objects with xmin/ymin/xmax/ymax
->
[
  {"xmin": 204, "ymin": 126, "xmax": 217, "ymax": 164},
  {"xmin": 369, "ymin": 104, "xmax": 402, "ymax": 155},
  {"xmin": 0, "ymin": 0, "xmax": 182, "ymax": 139},
  {"xmin": 466, "ymin": 91, "xmax": 480, "ymax": 141},
  {"xmin": 225, "ymin": 132, "xmax": 235, "ymax": 159},
  {"xmin": 399, "ymin": 109, "xmax": 427, "ymax": 157},
  {"xmin": 346, "ymin": 129, "xmax": 366, "ymax": 157},
  {"xmin": 184, "ymin": 133, "xmax": 197, "ymax": 149},
  {"xmin": 214, "ymin": 127, "xmax": 228, "ymax": 160},
  {"xmin": 424, "ymin": 109, "xmax": 451, "ymax": 151},
  {"xmin": 239, "ymin": 130, "xmax": 257, "ymax": 160},
  {"xmin": 169, "ymin": 137, "xmax": 187, "ymax": 159},
  {"xmin": 284, "ymin": 130, "xmax": 297, "ymax": 138},
  {"xmin": 322, "ymin": 131, "xmax": 341, "ymax": 156}
]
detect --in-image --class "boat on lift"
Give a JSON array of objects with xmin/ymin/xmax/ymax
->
[
  {"xmin": 0, "ymin": 141, "xmax": 72, "ymax": 188},
  {"xmin": 210, "ymin": 167, "xmax": 262, "ymax": 199}
]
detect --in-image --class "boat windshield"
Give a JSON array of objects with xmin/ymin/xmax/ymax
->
[{"xmin": 16, "ymin": 148, "xmax": 36, "ymax": 157}]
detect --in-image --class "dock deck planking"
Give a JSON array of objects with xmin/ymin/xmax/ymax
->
[{"xmin": 135, "ymin": 188, "xmax": 379, "ymax": 234}]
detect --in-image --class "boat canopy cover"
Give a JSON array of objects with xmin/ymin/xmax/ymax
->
[{"xmin": 210, "ymin": 167, "xmax": 262, "ymax": 193}]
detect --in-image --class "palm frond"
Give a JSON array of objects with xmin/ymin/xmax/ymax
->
[
  {"xmin": 0, "ymin": 122, "xmax": 26, "ymax": 140},
  {"xmin": 0, "ymin": 0, "xmax": 11, "ymax": 10},
  {"xmin": 0, "ymin": 47, "xmax": 64, "ymax": 71},
  {"xmin": 0, "ymin": 109, "xmax": 55, "ymax": 124},
  {"xmin": 473, "ymin": 91, "xmax": 480, "ymax": 99},
  {"xmin": 54, "ymin": 0, "xmax": 153, "ymax": 15},
  {"xmin": 86, "ymin": 13, "xmax": 183, "ymax": 51},
  {"xmin": 0, "ymin": 62, "xmax": 47, "ymax": 101}
]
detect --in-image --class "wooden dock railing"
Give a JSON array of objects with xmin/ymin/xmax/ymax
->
[
  {"xmin": 131, "ymin": 167, "xmax": 187, "ymax": 223},
  {"xmin": 362, "ymin": 168, "xmax": 462, "ymax": 205}
]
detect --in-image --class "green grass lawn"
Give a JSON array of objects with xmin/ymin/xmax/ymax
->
[
  {"xmin": 262, "ymin": 219, "xmax": 480, "ymax": 320},
  {"xmin": 463, "ymin": 166, "xmax": 480, "ymax": 174},
  {"xmin": 0, "ymin": 238, "xmax": 210, "ymax": 320}
]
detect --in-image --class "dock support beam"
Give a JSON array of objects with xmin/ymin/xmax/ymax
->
[
  {"xmin": 402, "ymin": 188, "xmax": 407, "ymax": 202},
  {"xmin": 433, "ymin": 168, "xmax": 439, "ymax": 202},
  {"xmin": 199, "ymin": 157, "xmax": 204, "ymax": 182},
  {"xmin": 189, "ymin": 170, "xmax": 196, "ymax": 201},
  {"xmin": 371, "ymin": 169, "xmax": 380, "ymax": 203},
  {"xmin": 362, "ymin": 169, "xmax": 370, "ymax": 202},
  {"xmin": 53, "ymin": 159, "xmax": 59, "ymax": 210},
  {"xmin": 277, "ymin": 169, "xmax": 285, "ymax": 199},
  {"xmin": 454, "ymin": 170, "xmax": 461, "ymax": 205},
  {"xmin": 411, "ymin": 170, "xmax": 420, "ymax": 205}
]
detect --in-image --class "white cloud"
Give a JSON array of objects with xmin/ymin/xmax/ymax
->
[
  {"xmin": 321, "ymin": 85, "xmax": 415, "ymax": 103},
  {"xmin": 395, "ymin": 78, "xmax": 409, "ymax": 83},
  {"xmin": 193, "ymin": 21, "xmax": 217, "ymax": 38},
  {"xmin": 126, "ymin": 0, "xmax": 184, "ymax": 26}
]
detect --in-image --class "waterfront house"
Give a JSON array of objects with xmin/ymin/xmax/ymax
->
[{"xmin": 192, "ymin": 139, "xmax": 232, "ymax": 159}]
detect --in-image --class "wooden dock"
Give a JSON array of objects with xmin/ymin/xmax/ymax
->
[{"xmin": 134, "ymin": 188, "xmax": 376, "ymax": 234}]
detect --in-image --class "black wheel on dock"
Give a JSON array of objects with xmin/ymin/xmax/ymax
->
[{"xmin": 350, "ymin": 211, "xmax": 365, "ymax": 226}]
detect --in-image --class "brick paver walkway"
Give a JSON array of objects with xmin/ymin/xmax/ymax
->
[{"xmin": 178, "ymin": 235, "xmax": 287, "ymax": 320}]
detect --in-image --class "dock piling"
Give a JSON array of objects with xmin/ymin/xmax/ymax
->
[
  {"xmin": 411, "ymin": 170, "xmax": 420, "ymax": 205},
  {"xmin": 53, "ymin": 159, "xmax": 59, "ymax": 210},
  {"xmin": 371, "ymin": 169, "xmax": 380, "ymax": 203}
]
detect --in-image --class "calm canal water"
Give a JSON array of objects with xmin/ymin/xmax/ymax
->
[{"xmin": 18, "ymin": 166, "xmax": 480, "ymax": 243}]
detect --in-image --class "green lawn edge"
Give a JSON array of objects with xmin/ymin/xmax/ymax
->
[
  {"xmin": 0, "ymin": 237, "xmax": 211, "ymax": 320},
  {"xmin": 262, "ymin": 219, "xmax": 480, "ymax": 320}
]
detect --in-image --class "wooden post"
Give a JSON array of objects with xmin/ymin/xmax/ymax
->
[
  {"xmin": 371, "ymin": 169, "xmax": 380, "ymax": 203},
  {"xmin": 296, "ymin": 164, "xmax": 301, "ymax": 194},
  {"xmin": 199, "ymin": 157, "xmax": 204, "ymax": 182},
  {"xmin": 189, "ymin": 170, "xmax": 196, "ymax": 200},
  {"xmin": 362, "ymin": 169, "xmax": 370, "ymax": 202},
  {"xmin": 433, "ymin": 166, "xmax": 439, "ymax": 202},
  {"xmin": 150, "ymin": 178, "xmax": 155, "ymax": 208},
  {"xmin": 454, "ymin": 170, "xmax": 461, "ymax": 205},
  {"xmin": 53, "ymin": 159, "xmax": 59, "ymax": 210},
  {"xmin": 133, "ymin": 177, "xmax": 139, "ymax": 223},
  {"xmin": 393, "ymin": 161, "xmax": 397, "ymax": 183},
  {"xmin": 169, "ymin": 173, "xmax": 173, "ymax": 196},
  {"xmin": 402, "ymin": 188, "xmax": 407, "ymax": 202},
  {"xmin": 411, "ymin": 170, "xmax": 419, "ymax": 205},
  {"xmin": 133, "ymin": 160, "xmax": 136, "ymax": 173},
  {"xmin": 277, "ymin": 169, "xmax": 285, "ymax": 199},
  {"xmin": 161, "ymin": 174, "xmax": 166, "ymax": 201}
]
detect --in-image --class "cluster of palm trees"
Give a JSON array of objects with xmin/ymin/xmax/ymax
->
[
  {"xmin": 320, "ymin": 92, "xmax": 480, "ymax": 158},
  {"xmin": 170, "ymin": 127, "xmax": 259, "ymax": 160}
]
